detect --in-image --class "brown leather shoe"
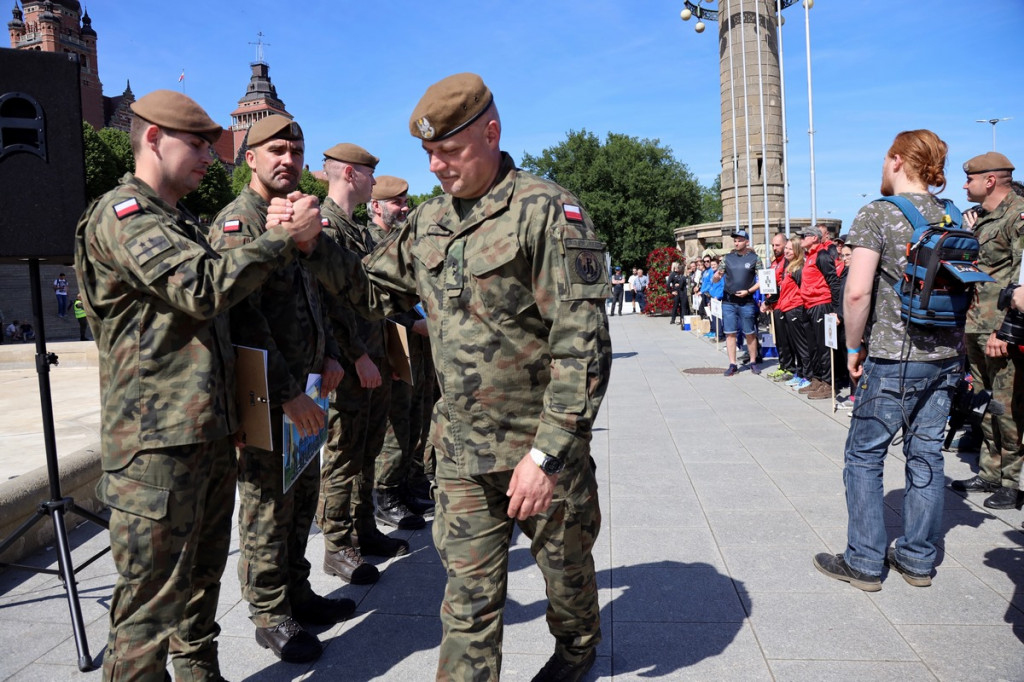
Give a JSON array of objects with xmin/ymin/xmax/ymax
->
[
  {"xmin": 324, "ymin": 546, "xmax": 379, "ymax": 585},
  {"xmin": 807, "ymin": 385, "xmax": 834, "ymax": 400},
  {"xmin": 799, "ymin": 378, "xmax": 823, "ymax": 394}
]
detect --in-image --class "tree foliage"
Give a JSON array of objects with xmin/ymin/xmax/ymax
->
[
  {"xmin": 701, "ymin": 175, "xmax": 723, "ymax": 223},
  {"xmin": 409, "ymin": 184, "xmax": 444, "ymax": 211},
  {"xmin": 98, "ymin": 126, "xmax": 134, "ymax": 176},
  {"xmin": 231, "ymin": 163, "xmax": 252, "ymax": 196},
  {"xmin": 182, "ymin": 159, "xmax": 234, "ymax": 219},
  {"xmin": 83, "ymin": 121, "xmax": 119, "ymax": 201},
  {"xmin": 520, "ymin": 130, "xmax": 710, "ymax": 268},
  {"xmin": 298, "ymin": 168, "xmax": 327, "ymax": 202}
]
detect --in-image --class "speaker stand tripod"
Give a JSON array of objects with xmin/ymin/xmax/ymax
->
[{"xmin": 0, "ymin": 259, "xmax": 110, "ymax": 672}]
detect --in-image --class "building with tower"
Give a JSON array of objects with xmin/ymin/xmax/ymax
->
[
  {"xmin": 8, "ymin": 0, "xmax": 133, "ymax": 131},
  {"xmin": 229, "ymin": 35, "xmax": 292, "ymax": 165}
]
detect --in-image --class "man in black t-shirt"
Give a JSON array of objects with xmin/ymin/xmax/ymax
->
[{"xmin": 717, "ymin": 229, "xmax": 762, "ymax": 376}]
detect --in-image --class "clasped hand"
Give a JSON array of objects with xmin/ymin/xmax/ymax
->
[{"xmin": 267, "ymin": 192, "xmax": 323, "ymax": 253}]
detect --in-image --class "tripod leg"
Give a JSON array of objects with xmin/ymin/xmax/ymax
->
[{"xmin": 51, "ymin": 506, "xmax": 97, "ymax": 672}]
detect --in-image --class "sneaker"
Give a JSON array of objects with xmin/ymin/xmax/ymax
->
[
  {"xmin": 885, "ymin": 547, "xmax": 931, "ymax": 587},
  {"xmin": 749, "ymin": 363, "xmax": 761, "ymax": 375},
  {"xmin": 812, "ymin": 552, "xmax": 881, "ymax": 592},
  {"xmin": 767, "ymin": 368, "xmax": 785, "ymax": 380},
  {"xmin": 792, "ymin": 378, "xmax": 811, "ymax": 391},
  {"xmin": 785, "ymin": 375, "xmax": 802, "ymax": 387},
  {"xmin": 724, "ymin": 364, "xmax": 738, "ymax": 377},
  {"xmin": 773, "ymin": 370, "xmax": 793, "ymax": 383}
]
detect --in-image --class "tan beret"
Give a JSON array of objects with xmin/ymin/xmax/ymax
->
[
  {"xmin": 409, "ymin": 72, "xmax": 493, "ymax": 141},
  {"xmin": 371, "ymin": 175, "xmax": 409, "ymax": 201},
  {"xmin": 963, "ymin": 151, "xmax": 1015, "ymax": 174},
  {"xmin": 130, "ymin": 89, "xmax": 221, "ymax": 144},
  {"xmin": 246, "ymin": 114, "xmax": 303, "ymax": 148},
  {"xmin": 323, "ymin": 143, "xmax": 379, "ymax": 169}
]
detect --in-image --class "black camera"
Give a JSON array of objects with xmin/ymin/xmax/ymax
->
[{"xmin": 995, "ymin": 284, "xmax": 1024, "ymax": 347}]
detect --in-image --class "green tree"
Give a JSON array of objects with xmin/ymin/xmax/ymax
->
[
  {"xmin": 521, "ymin": 130, "xmax": 708, "ymax": 268},
  {"xmin": 298, "ymin": 168, "xmax": 327, "ymax": 202},
  {"xmin": 409, "ymin": 184, "xmax": 443, "ymax": 210},
  {"xmin": 700, "ymin": 175, "xmax": 723, "ymax": 223},
  {"xmin": 98, "ymin": 126, "xmax": 134, "ymax": 176},
  {"xmin": 82, "ymin": 121, "xmax": 119, "ymax": 201},
  {"xmin": 231, "ymin": 163, "xmax": 251, "ymax": 196},
  {"xmin": 182, "ymin": 160, "xmax": 234, "ymax": 219}
]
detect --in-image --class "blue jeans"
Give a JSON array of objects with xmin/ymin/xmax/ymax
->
[
  {"xmin": 843, "ymin": 356, "xmax": 961, "ymax": 576},
  {"xmin": 721, "ymin": 300, "xmax": 757, "ymax": 336}
]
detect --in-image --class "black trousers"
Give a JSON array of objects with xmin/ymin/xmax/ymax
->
[
  {"xmin": 805, "ymin": 302, "xmax": 833, "ymax": 383},
  {"xmin": 771, "ymin": 309, "xmax": 793, "ymax": 372},
  {"xmin": 782, "ymin": 307, "xmax": 812, "ymax": 379},
  {"xmin": 669, "ymin": 294, "xmax": 686, "ymax": 322}
]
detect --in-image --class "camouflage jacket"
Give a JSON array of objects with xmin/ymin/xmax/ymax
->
[
  {"xmin": 74, "ymin": 174, "xmax": 297, "ymax": 470},
  {"xmin": 966, "ymin": 190, "xmax": 1024, "ymax": 335},
  {"xmin": 208, "ymin": 186, "xmax": 338, "ymax": 408},
  {"xmin": 307, "ymin": 153, "xmax": 613, "ymax": 476},
  {"xmin": 320, "ymin": 197, "xmax": 387, "ymax": 360}
]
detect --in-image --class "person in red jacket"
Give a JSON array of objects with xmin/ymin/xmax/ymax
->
[
  {"xmin": 799, "ymin": 226, "xmax": 841, "ymax": 399},
  {"xmin": 777, "ymin": 236, "xmax": 812, "ymax": 388}
]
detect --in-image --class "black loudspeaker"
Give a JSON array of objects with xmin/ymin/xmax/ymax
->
[{"xmin": 0, "ymin": 48, "xmax": 87, "ymax": 264}]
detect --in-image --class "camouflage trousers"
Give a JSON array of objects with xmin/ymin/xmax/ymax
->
[
  {"xmin": 318, "ymin": 356, "xmax": 390, "ymax": 551},
  {"xmin": 376, "ymin": 351, "xmax": 434, "ymax": 491},
  {"xmin": 432, "ymin": 459, "xmax": 602, "ymax": 682},
  {"xmin": 100, "ymin": 438, "xmax": 236, "ymax": 682},
  {"xmin": 967, "ymin": 334, "xmax": 1024, "ymax": 487},
  {"xmin": 236, "ymin": 439, "xmax": 320, "ymax": 629}
]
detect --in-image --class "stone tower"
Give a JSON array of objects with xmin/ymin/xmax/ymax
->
[
  {"xmin": 8, "ymin": 0, "xmax": 104, "ymax": 129},
  {"xmin": 229, "ymin": 48, "xmax": 291, "ymax": 164},
  {"xmin": 675, "ymin": 0, "xmax": 838, "ymax": 256}
]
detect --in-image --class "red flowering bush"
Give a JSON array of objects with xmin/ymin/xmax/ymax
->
[{"xmin": 644, "ymin": 246, "xmax": 681, "ymax": 315}]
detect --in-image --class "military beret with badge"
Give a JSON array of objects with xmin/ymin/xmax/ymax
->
[
  {"xmin": 963, "ymin": 151, "xmax": 1014, "ymax": 174},
  {"xmin": 246, "ymin": 114, "xmax": 303, "ymax": 147},
  {"xmin": 409, "ymin": 72, "xmax": 494, "ymax": 141}
]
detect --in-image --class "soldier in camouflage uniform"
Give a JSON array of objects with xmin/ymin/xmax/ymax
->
[
  {"xmin": 208, "ymin": 115, "xmax": 351, "ymax": 664},
  {"xmin": 368, "ymin": 176, "xmax": 436, "ymax": 521},
  {"xmin": 283, "ymin": 73, "xmax": 612, "ymax": 682},
  {"xmin": 317, "ymin": 143, "xmax": 415, "ymax": 587},
  {"xmin": 950, "ymin": 152, "xmax": 1024, "ymax": 510},
  {"xmin": 814, "ymin": 130, "xmax": 964, "ymax": 592},
  {"xmin": 74, "ymin": 91, "xmax": 323, "ymax": 681}
]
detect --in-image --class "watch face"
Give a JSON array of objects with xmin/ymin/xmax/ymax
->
[{"xmin": 541, "ymin": 456, "xmax": 564, "ymax": 475}]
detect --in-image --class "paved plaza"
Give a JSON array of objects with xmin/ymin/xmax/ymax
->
[{"xmin": 0, "ymin": 313, "xmax": 1021, "ymax": 680}]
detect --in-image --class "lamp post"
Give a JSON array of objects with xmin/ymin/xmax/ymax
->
[{"xmin": 976, "ymin": 117, "xmax": 1012, "ymax": 151}]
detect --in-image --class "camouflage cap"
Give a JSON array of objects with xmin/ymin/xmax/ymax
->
[
  {"xmin": 323, "ymin": 143, "xmax": 379, "ymax": 169},
  {"xmin": 963, "ymin": 151, "xmax": 1014, "ymax": 174},
  {"xmin": 246, "ymin": 114, "xmax": 303, "ymax": 147},
  {"xmin": 371, "ymin": 175, "xmax": 409, "ymax": 201},
  {"xmin": 799, "ymin": 227, "xmax": 819, "ymax": 238},
  {"xmin": 409, "ymin": 72, "xmax": 493, "ymax": 141},
  {"xmin": 130, "ymin": 89, "xmax": 222, "ymax": 144}
]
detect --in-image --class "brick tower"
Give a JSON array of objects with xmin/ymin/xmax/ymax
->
[
  {"xmin": 8, "ymin": 0, "xmax": 104, "ymax": 129},
  {"xmin": 229, "ymin": 35, "xmax": 291, "ymax": 165}
]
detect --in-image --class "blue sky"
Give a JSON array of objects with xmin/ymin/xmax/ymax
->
[{"xmin": 88, "ymin": 0, "xmax": 1024, "ymax": 232}]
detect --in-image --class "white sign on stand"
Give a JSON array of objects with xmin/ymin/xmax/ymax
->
[
  {"xmin": 824, "ymin": 313, "xmax": 839, "ymax": 350},
  {"xmin": 710, "ymin": 298, "xmax": 722, "ymax": 320},
  {"xmin": 758, "ymin": 268, "xmax": 777, "ymax": 295}
]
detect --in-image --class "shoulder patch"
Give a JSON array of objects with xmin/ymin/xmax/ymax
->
[
  {"xmin": 222, "ymin": 219, "xmax": 241, "ymax": 233},
  {"xmin": 126, "ymin": 229, "xmax": 173, "ymax": 267},
  {"xmin": 322, "ymin": 218, "xmax": 330, "ymax": 227},
  {"xmin": 113, "ymin": 198, "xmax": 142, "ymax": 220},
  {"xmin": 563, "ymin": 204, "xmax": 583, "ymax": 222}
]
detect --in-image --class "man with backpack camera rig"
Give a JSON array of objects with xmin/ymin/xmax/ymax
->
[
  {"xmin": 814, "ymin": 129, "xmax": 991, "ymax": 592},
  {"xmin": 949, "ymin": 151, "xmax": 1024, "ymax": 511}
]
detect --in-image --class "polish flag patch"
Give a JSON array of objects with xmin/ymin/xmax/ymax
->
[
  {"xmin": 322, "ymin": 218, "xmax": 330, "ymax": 227},
  {"xmin": 563, "ymin": 204, "xmax": 583, "ymax": 222},
  {"xmin": 223, "ymin": 219, "xmax": 241, "ymax": 233},
  {"xmin": 113, "ymin": 198, "xmax": 141, "ymax": 220}
]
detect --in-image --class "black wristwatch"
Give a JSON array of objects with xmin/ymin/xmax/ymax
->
[{"xmin": 530, "ymin": 448, "xmax": 565, "ymax": 475}]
